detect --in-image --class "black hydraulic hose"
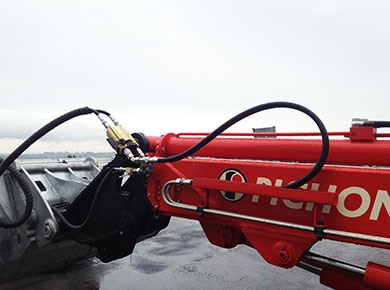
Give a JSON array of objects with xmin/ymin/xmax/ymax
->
[
  {"xmin": 157, "ymin": 101, "xmax": 329, "ymax": 189},
  {"xmin": 95, "ymin": 109, "xmax": 111, "ymax": 116},
  {"xmin": 50, "ymin": 168, "xmax": 116, "ymax": 230},
  {"xmin": 0, "ymin": 158, "xmax": 34, "ymax": 228},
  {"xmin": 0, "ymin": 106, "xmax": 109, "ymax": 229},
  {"xmin": 363, "ymin": 121, "xmax": 390, "ymax": 128},
  {"xmin": 0, "ymin": 107, "xmax": 98, "ymax": 178}
]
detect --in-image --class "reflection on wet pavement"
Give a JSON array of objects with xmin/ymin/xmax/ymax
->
[{"xmin": 1, "ymin": 218, "xmax": 389, "ymax": 290}]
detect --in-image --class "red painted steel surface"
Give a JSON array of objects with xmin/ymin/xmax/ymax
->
[
  {"xmin": 149, "ymin": 158, "xmax": 390, "ymax": 246},
  {"xmin": 192, "ymin": 177, "xmax": 337, "ymax": 205},
  {"xmin": 148, "ymin": 133, "xmax": 390, "ymax": 166},
  {"xmin": 320, "ymin": 267, "xmax": 370, "ymax": 290},
  {"xmin": 146, "ymin": 129, "xmax": 390, "ymax": 289},
  {"xmin": 364, "ymin": 262, "xmax": 390, "ymax": 290}
]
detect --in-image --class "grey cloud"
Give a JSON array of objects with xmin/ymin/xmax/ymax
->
[
  {"xmin": 0, "ymin": 112, "xmax": 104, "ymax": 142},
  {"xmin": 0, "ymin": 0, "xmax": 389, "ymax": 152}
]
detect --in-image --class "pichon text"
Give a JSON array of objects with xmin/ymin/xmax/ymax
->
[{"xmin": 251, "ymin": 177, "xmax": 390, "ymax": 220}]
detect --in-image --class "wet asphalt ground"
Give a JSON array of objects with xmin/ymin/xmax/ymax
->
[{"xmin": 1, "ymin": 218, "xmax": 389, "ymax": 290}]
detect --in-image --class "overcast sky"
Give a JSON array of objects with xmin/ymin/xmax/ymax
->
[{"xmin": 0, "ymin": 1, "xmax": 389, "ymax": 154}]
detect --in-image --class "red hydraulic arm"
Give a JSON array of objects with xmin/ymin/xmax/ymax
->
[
  {"xmin": 145, "ymin": 125, "xmax": 390, "ymax": 290},
  {"xmin": 4, "ymin": 102, "xmax": 390, "ymax": 288}
]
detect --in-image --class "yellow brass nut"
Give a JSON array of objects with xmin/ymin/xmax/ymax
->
[{"xmin": 106, "ymin": 126, "xmax": 136, "ymax": 142}]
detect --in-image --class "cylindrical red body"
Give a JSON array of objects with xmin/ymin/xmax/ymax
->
[
  {"xmin": 364, "ymin": 262, "xmax": 390, "ymax": 290},
  {"xmin": 148, "ymin": 133, "xmax": 390, "ymax": 166}
]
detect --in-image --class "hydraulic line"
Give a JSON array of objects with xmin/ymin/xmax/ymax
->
[
  {"xmin": 50, "ymin": 168, "xmax": 116, "ymax": 230},
  {"xmin": 0, "ymin": 158, "xmax": 33, "ymax": 228},
  {"xmin": 95, "ymin": 109, "xmax": 111, "ymax": 116},
  {"xmin": 156, "ymin": 101, "xmax": 329, "ymax": 189},
  {"xmin": 162, "ymin": 179, "xmax": 390, "ymax": 245},
  {"xmin": 300, "ymin": 252, "xmax": 366, "ymax": 277},
  {"xmin": 0, "ymin": 102, "xmax": 328, "ymax": 228},
  {"xmin": 363, "ymin": 121, "xmax": 390, "ymax": 128},
  {"xmin": 0, "ymin": 107, "xmax": 109, "ymax": 229},
  {"xmin": 0, "ymin": 107, "xmax": 99, "ymax": 178}
]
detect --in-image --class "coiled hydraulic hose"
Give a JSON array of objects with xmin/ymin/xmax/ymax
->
[
  {"xmin": 0, "ymin": 158, "xmax": 34, "ymax": 228},
  {"xmin": 156, "ymin": 101, "xmax": 329, "ymax": 189},
  {"xmin": 0, "ymin": 107, "xmax": 108, "ymax": 228}
]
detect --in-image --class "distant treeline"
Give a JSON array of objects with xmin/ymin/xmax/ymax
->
[{"xmin": 0, "ymin": 152, "xmax": 114, "ymax": 159}]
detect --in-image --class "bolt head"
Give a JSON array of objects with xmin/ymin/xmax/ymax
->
[{"xmin": 43, "ymin": 219, "xmax": 57, "ymax": 240}]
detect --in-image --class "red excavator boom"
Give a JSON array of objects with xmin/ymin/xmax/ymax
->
[
  {"xmin": 1, "ymin": 102, "xmax": 390, "ymax": 289},
  {"xmin": 144, "ymin": 127, "xmax": 390, "ymax": 289}
]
